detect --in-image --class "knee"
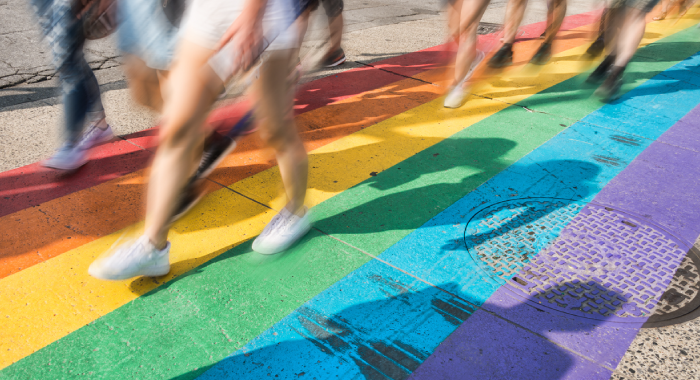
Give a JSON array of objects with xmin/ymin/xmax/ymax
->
[
  {"xmin": 159, "ymin": 116, "xmax": 201, "ymax": 150},
  {"xmin": 259, "ymin": 121, "xmax": 305, "ymax": 156}
]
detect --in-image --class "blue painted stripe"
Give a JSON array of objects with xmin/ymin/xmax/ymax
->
[{"xmin": 197, "ymin": 52, "xmax": 700, "ymax": 379}]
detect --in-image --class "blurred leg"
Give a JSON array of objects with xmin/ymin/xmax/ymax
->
[
  {"xmin": 320, "ymin": 0, "xmax": 346, "ymax": 65},
  {"xmin": 604, "ymin": 5, "xmax": 625, "ymax": 56},
  {"xmin": 327, "ymin": 13, "xmax": 344, "ymax": 53},
  {"xmin": 123, "ymin": 55, "xmax": 167, "ymax": 113},
  {"xmin": 31, "ymin": 0, "xmax": 103, "ymax": 144},
  {"xmin": 144, "ymin": 39, "xmax": 223, "ymax": 246},
  {"xmin": 447, "ymin": 0, "xmax": 461, "ymax": 42},
  {"xmin": 254, "ymin": 49, "xmax": 308, "ymax": 214},
  {"xmin": 613, "ymin": 7, "xmax": 647, "ymax": 67},
  {"xmin": 502, "ymin": 0, "xmax": 528, "ymax": 44},
  {"xmin": 542, "ymin": 0, "xmax": 566, "ymax": 44},
  {"xmin": 454, "ymin": 0, "xmax": 490, "ymax": 83}
]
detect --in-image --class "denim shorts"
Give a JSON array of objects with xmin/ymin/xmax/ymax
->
[{"xmin": 116, "ymin": 0, "xmax": 179, "ymax": 70}]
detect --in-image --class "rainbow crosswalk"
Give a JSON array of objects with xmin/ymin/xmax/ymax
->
[{"xmin": 3, "ymin": 9, "xmax": 700, "ymax": 379}]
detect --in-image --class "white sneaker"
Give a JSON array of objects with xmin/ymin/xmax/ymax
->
[
  {"xmin": 42, "ymin": 143, "xmax": 88, "ymax": 170},
  {"xmin": 444, "ymin": 50, "xmax": 485, "ymax": 109},
  {"xmin": 252, "ymin": 206, "xmax": 312, "ymax": 255},
  {"xmin": 78, "ymin": 118, "xmax": 113, "ymax": 150},
  {"xmin": 88, "ymin": 236, "xmax": 171, "ymax": 280},
  {"xmin": 444, "ymin": 85, "xmax": 469, "ymax": 109}
]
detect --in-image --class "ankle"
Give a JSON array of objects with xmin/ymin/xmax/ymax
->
[
  {"xmin": 608, "ymin": 64, "xmax": 626, "ymax": 79},
  {"xmin": 147, "ymin": 236, "xmax": 168, "ymax": 251},
  {"xmin": 285, "ymin": 203, "xmax": 306, "ymax": 217}
]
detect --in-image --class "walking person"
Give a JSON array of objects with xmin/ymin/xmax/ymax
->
[
  {"xmin": 443, "ymin": 0, "xmax": 491, "ymax": 108},
  {"xmin": 319, "ymin": 0, "xmax": 346, "ymax": 67},
  {"xmin": 31, "ymin": 0, "xmax": 114, "ymax": 170},
  {"xmin": 89, "ymin": 0, "xmax": 312, "ymax": 281},
  {"xmin": 488, "ymin": 0, "xmax": 568, "ymax": 67},
  {"xmin": 587, "ymin": 0, "xmax": 662, "ymax": 101}
]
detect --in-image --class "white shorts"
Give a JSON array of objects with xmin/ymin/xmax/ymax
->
[{"xmin": 182, "ymin": 0, "xmax": 298, "ymax": 51}]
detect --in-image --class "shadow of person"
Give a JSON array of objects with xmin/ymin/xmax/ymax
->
[
  {"xmin": 409, "ymin": 281, "xmax": 627, "ymax": 380},
  {"xmin": 316, "ymin": 156, "xmax": 600, "ymax": 249},
  {"xmin": 169, "ymin": 280, "xmax": 623, "ymax": 380},
  {"xmin": 311, "ymin": 136, "xmax": 517, "ymax": 240}
]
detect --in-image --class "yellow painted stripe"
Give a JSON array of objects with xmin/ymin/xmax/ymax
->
[{"xmin": 1, "ymin": 14, "xmax": 696, "ymax": 369}]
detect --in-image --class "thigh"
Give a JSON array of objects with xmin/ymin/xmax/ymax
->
[
  {"xmin": 160, "ymin": 39, "xmax": 221, "ymax": 143},
  {"xmin": 253, "ymin": 50, "xmax": 297, "ymax": 145}
]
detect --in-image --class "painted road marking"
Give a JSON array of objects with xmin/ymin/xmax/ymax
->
[
  {"xmin": 0, "ymin": 17, "xmax": 626, "ymax": 369},
  {"xmin": 0, "ymin": 17, "xmax": 603, "ymax": 280},
  {"xmin": 4, "ymin": 17, "xmax": 700, "ymax": 377},
  {"xmin": 197, "ymin": 38, "xmax": 700, "ymax": 379}
]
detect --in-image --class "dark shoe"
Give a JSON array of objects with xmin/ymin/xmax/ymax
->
[
  {"xmin": 586, "ymin": 37, "xmax": 605, "ymax": 57},
  {"xmin": 170, "ymin": 177, "xmax": 206, "ymax": 224},
  {"xmin": 594, "ymin": 66, "xmax": 623, "ymax": 102},
  {"xmin": 530, "ymin": 43, "xmax": 552, "ymax": 65},
  {"xmin": 200, "ymin": 111, "xmax": 255, "ymax": 178},
  {"xmin": 586, "ymin": 54, "xmax": 615, "ymax": 84},
  {"xmin": 170, "ymin": 111, "xmax": 255, "ymax": 224},
  {"xmin": 322, "ymin": 48, "xmax": 346, "ymax": 67},
  {"xmin": 197, "ymin": 132, "xmax": 237, "ymax": 179},
  {"xmin": 487, "ymin": 44, "xmax": 513, "ymax": 68}
]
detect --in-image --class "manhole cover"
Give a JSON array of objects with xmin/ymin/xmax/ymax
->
[{"xmin": 465, "ymin": 198, "xmax": 700, "ymax": 327}]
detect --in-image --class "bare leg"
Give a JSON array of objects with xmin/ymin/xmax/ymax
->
[
  {"xmin": 454, "ymin": 0, "xmax": 490, "ymax": 84},
  {"xmin": 604, "ymin": 6, "xmax": 625, "ymax": 56},
  {"xmin": 502, "ymin": 0, "xmax": 528, "ymax": 44},
  {"xmin": 613, "ymin": 7, "xmax": 647, "ymax": 68},
  {"xmin": 144, "ymin": 40, "xmax": 223, "ymax": 247},
  {"xmin": 123, "ymin": 55, "xmax": 167, "ymax": 113},
  {"xmin": 447, "ymin": 0, "xmax": 461, "ymax": 42},
  {"xmin": 542, "ymin": 0, "xmax": 566, "ymax": 44},
  {"xmin": 327, "ymin": 13, "xmax": 344, "ymax": 53},
  {"xmin": 254, "ymin": 49, "xmax": 308, "ymax": 214}
]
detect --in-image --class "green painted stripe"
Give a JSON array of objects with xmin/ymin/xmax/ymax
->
[{"xmin": 4, "ymin": 26, "xmax": 700, "ymax": 380}]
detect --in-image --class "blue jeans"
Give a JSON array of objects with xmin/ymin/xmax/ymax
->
[{"xmin": 31, "ymin": 0, "xmax": 104, "ymax": 144}]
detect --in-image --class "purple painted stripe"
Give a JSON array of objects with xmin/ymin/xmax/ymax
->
[{"xmin": 411, "ymin": 99, "xmax": 700, "ymax": 378}]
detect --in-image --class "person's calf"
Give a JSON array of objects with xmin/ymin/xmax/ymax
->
[{"xmin": 124, "ymin": 55, "xmax": 165, "ymax": 112}]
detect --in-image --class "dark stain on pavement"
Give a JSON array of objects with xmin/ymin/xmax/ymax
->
[
  {"xmin": 592, "ymin": 155, "xmax": 623, "ymax": 167},
  {"xmin": 610, "ymin": 134, "xmax": 642, "ymax": 146}
]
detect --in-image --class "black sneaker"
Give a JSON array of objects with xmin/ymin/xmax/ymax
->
[
  {"xmin": 530, "ymin": 43, "xmax": 552, "ymax": 65},
  {"xmin": 322, "ymin": 48, "xmax": 346, "ymax": 67},
  {"xmin": 169, "ymin": 177, "xmax": 206, "ymax": 224},
  {"xmin": 196, "ymin": 132, "xmax": 236, "ymax": 179},
  {"xmin": 586, "ymin": 37, "xmax": 605, "ymax": 56},
  {"xmin": 169, "ymin": 111, "xmax": 255, "ymax": 224},
  {"xmin": 586, "ymin": 54, "xmax": 615, "ymax": 84},
  {"xmin": 487, "ymin": 44, "xmax": 513, "ymax": 68},
  {"xmin": 594, "ymin": 66, "xmax": 624, "ymax": 102},
  {"xmin": 198, "ymin": 110, "xmax": 255, "ymax": 178}
]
